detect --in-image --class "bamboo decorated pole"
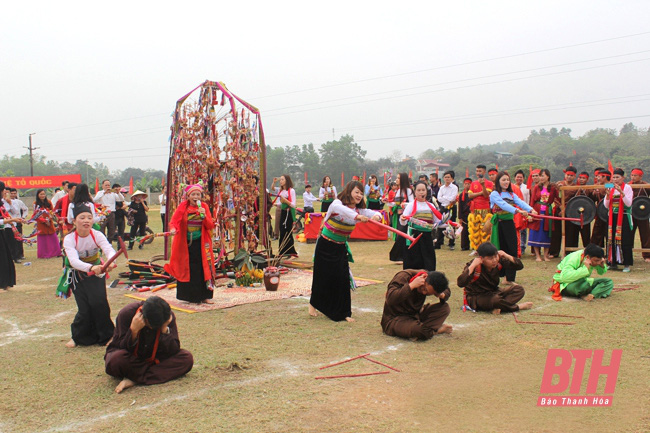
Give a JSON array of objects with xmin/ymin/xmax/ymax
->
[{"xmin": 365, "ymin": 218, "xmax": 422, "ymax": 249}]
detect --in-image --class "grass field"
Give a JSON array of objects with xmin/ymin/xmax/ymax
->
[{"xmin": 0, "ymin": 208, "xmax": 648, "ymax": 432}]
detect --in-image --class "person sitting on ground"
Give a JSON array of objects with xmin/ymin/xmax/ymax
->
[
  {"xmin": 105, "ymin": 296, "xmax": 194, "ymax": 394},
  {"xmin": 381, "ymin": 269, "xmax": 452, "ymax": 340},
  {"xmin": 550, "ymin": 243, "xmax": 613, "ymax": 301},
  {"xmin": 456, "ymin": 242, "xmax": 533, "ymax": 314}
]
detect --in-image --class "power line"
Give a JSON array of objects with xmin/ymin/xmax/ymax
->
[
  {"xmin": 355, "ymin": 114, "xmax": 650, "ymax": 142},
  {"xmin": 253, "ymin": 31, "xmax": 650, "ymax": 99},
  {"xmin": 264, "ymin": 57, "xmax": 650, "ymax": 118},
  {"xmin": 265, "ymin": 94, "xmax": 650, "ymax": 139},
  {"xmin": 264, "ymin": 51, "xmax": 650, "ymax": 113}
]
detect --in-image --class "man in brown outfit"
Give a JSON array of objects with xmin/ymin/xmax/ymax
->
[
  {"xmin": 457, "ymin": 242, "xmax": 533, "ymax": 314},
  {"xmin": 381, "ymin": 269, "xmax": 452, "ymax": 340},
  {"xmin": 105, "ymin": 296, "xmax": 193, "ymax": 393}
]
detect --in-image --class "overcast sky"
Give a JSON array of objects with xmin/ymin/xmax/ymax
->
[{"xmin": 1, "ymin": 0, "xmax": 649, "ymax": 172}]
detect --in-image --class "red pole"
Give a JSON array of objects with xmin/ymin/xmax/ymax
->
[
  {"xmin": 365, "ymin": 218, "xmax": 422, "ymax": 249},
  {"xmin": 320, "ymin": 353, "xmax": 371, "ymax": 370},
  {"xmin": 315, "ymin": 371, "xmax": 390, "ymax": 380}
]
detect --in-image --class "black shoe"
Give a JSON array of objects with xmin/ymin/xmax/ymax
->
[
  {"xmin": 127, "ymin": 246, "xmax": 133, "ymax": 251},
  {"xmin": 14, "ymin": 259, "xmax": 22, "ymax": 264},
  {"xmin": 138, "ymin": 244, "xmax": 144, "ymax": 250}
]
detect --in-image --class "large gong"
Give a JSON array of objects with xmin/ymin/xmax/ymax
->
[
  {"xmin": 565, "ymin": 195, "xmax": 596, "ymax": 225},
  {"xmin": 632, "ymin": 196, "xmax": 650, "ymax": 220},
  {"xmin": 597, "ymin": 200, "xmax": 609, "ymax": 222}
]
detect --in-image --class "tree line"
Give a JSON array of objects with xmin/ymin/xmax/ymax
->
[{"xmin": 266, "ymin": 123, "xmax": 649, "ymax": 188}]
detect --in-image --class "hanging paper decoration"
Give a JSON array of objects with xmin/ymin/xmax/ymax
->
[{"xmin": 167, "ymin": 80, "xmax": 267, "ymax": 262}]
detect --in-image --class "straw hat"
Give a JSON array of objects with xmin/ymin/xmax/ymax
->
[{"xmin": 131, "ymin": 190, "xmax": 148, "ymax": 199}]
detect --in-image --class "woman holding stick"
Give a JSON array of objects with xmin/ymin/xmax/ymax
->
[
  {"xmin": 58, "ymin": 204, "xmax": 117, "ymax": 348},
  {"xmin": 399, "ymin": 181, "xmax": 442, "ymax": 271},
  {"xmin": 309, "ymin": 181, "xmax": 382, "ymax": 322},
  {"xmin": 388, "ymin": 173, "xmax": 414, "ymax": 263},
  {"xmin": 165, "ymin": 184, "xmax": 216, "ymax": 304},
  {"xmin": 489, "ymin": 172, "xmax": 536, "ymax": 282},
  {"xmin": 604, "ymin": 168, "xmax": 634, "ymax": 272},
  {"xmin": 33, "ymin": 189, "xmax": 61, "ymax": 258},
  {"xmin": 528, "ymin": 169, "xmax": 558, "ymax": 262},
  {"xmin": 270, "ymin": 174, "xmax": 298, "ymax": 257}
]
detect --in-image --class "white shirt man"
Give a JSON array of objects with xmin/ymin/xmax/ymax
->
[
  {"xmin": 93, "ymin": 180, "xmax": 124, "ymax": 242},
  {"xmin": 52, "ymin": 182, "xmax": 69, "ymax": 207}
]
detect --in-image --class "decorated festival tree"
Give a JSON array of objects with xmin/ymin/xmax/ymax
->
[{"xmin": 165, "ymin": 80, "xmax": 268, "ymax": 267}]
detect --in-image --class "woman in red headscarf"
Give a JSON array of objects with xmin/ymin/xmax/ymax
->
[{"xmin": 164, "ymin": 184, "xmax": 216, "ymax": 303}]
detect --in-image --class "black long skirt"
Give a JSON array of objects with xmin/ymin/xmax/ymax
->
[
  {"xmin": 496, "ymin": 219, "xmax": 519, "ymax": 281},
  {"xmin": 0, "ymin": 228, "xmax": 16, "ymax": 289},
  {"xmin": 176, "ymin": 239, "xmax": 213, "ymax": 303},
  {"xmin": 320, "ymin": 201, "xmax": 333, "ymax": 213},
  {"xmin": 403, "ymin": 229, "xmax": 436, "ymax": 271},
  {"xmin": 367, "ymin": 199, "xmax": 383, "ymax": 211},
  {"xmin": 389, "ymin": 222, "xmax": 408, "ymax": 262},
  {"xmin": 70, "ymin": 272, "xmax": 114, "ymax": 345},
  {"xmin": 310, "ymin": 237, "xmax": 352, "ymax": 321},
  {"xmin": 278, "ymin": 209, "xmax": 297, "ymax": 256}
]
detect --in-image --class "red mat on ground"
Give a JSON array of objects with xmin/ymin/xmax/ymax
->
[
  {"xmin": 122, "ymin": 269, "xmax": 383, "ymax": 313},
  {"xmin": 304, "ymin": 213, "xmax": 388, "ymax": 241}
]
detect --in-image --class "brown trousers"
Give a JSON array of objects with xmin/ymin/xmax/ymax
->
[
  {"xmin": 591, "ymin": 218, "xmax": 608, "ymax": 248},
  {"xmin": 632, "ymin": 218, "xmax": 650, "ymax": 259},
  {"xmin": 466, "ymin": 285, "xmax": 525, "ymax": 313},
  {"xmin": 105, "ymin": 349, "xmax": 193, "ymax": 385},
  {"xmin": 382, "ymin": 302, "xmax": 450, "ymax": 340}
]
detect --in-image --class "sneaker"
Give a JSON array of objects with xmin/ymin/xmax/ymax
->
[
  {"xmin": 449, "ymin": 246, "xmax": 455, "ymax": 251},
  {"xmin": 14, "ymin": 259, "xmax": 22, "ymax": 264},
  {"xmin": 127, "ymin": 246, "xmax": 133, "ymax": 251},
  {"xmin": 469, "ymin": 250, "xmax": 477, "ymax": 256},
  {"xmin": 622, "ymin": 267, "xmax": 630, "ymax": 273}
]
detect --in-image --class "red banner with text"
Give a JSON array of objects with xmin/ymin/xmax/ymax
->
[{"xmin": 0, "ymin": 174, "xmax": 82, "ymax": 189}]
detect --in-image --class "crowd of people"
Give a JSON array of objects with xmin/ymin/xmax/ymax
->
[{"xmin": 1, "ymin": 163, "xmax": 647, "ymax": 394}]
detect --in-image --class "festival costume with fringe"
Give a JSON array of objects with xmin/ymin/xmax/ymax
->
[
  {"xmin": 165, "ymin": 200, "xmax": 215, "ymax": 303},
  {"xmin": 319, "ymin": 186, "xmax": 337, "ymax": 213},
  {"xmin": 528, "ymin": 184, "xmax": 559, "ymax": 249},
  {"xmin": 604, "ymin": 183, "xmax": 634, "ymax": 267},
  {"xmin": 310, "ymin": 199, "xmax": 380, "ymax": 321},
  {"xmin": 468, "ymin": 179, "xmax": 493, "ymax": 250}
]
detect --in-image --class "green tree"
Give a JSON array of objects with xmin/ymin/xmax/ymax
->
[{"xmin": 318, "ymin": 135, "xmax": 367, "ymax": 187}]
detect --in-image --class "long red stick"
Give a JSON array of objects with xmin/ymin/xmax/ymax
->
[
  {"xmin": 365, "ymin": 218, "xmax": 422, "ymax": 249},
  {"xmin": 319, "ymin": 353, "xmax": 371, "ymax": 370},
  {"xmin": 512, "ymin": 313, "xmax": 575, "ymax": 325},
  {"xmin": 530, "ymin": 213, "xmax": 583, "ymax": 228},
  {"xmin": 315, "ymin": 371, "xmax": 390, "ymax": 380},
  {"xmin": 362, "ymin": 356, "xmax": 401, "ymax": 372},
  {"xmin": 529, "ymin": 313, "xmax": 585, "ymax": 319}
]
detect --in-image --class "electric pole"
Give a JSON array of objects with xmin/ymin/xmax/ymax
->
[{"xmin": 24, "ymin": 133, "xmax": 38, "ymax": 176}]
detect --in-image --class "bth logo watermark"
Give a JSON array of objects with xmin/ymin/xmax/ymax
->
[{"xmin": 538, "ymin": 349, "xmax": 622, "ymax": 407}]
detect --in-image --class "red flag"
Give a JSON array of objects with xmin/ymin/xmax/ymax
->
[
  {"xmin": 526, "ymin": 165, "xmax": 533, "ymax": 190},
  {"xmin": 465, "ymin": 167, "xmax": 469, "ymax": 178},
  {"xmin": 95, "ymin": 178, "xmax": 99, "ymax": 193},
  {"xmin": 129, "ymin": 176, "xmax": 134, "ymax": 194},
  {"xmin": 341, "ymin": 172, "xmax": 344, "ymax": 188},
  {"xmin": 409, "ymin": 170, "xmax": 412, "ymax": 179},
  {"xmin": 608, "ymin": 159, "xmax": 614, "ymax": 174},
  {"xmin": 572, "ymin": 149, "xmax": 577, "ymax": 155},
  {"xmin": 435, "ymin": 167, "xmax": 438, "ymax": 176},
  {"xmin": 304, "ymin": 172, "xmax": 308, "ymax": 183},
  {"xmin": 161, "ymin": 176, "xmax": 165, "ymax": 187},
  {"xmin": 569, "ymin": 161, "xmax": 573, "ymax": 166},
  {"xmin": 496, "ymin": 163, "xmax": 499, "ymax": 171}
]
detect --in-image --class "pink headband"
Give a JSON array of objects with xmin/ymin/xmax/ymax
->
[{"xmin": 184, "ymin": 184, "xmax": 203, "ymax": 195}]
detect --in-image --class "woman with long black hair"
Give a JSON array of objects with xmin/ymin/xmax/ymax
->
[
  {"xmin": 270, "ymin": 174, "xmax": 298, "ymax": 257},
  {"xmin": 489, "ymin": 171, "xmax": 536, "ymax": 282},
  {"xmin": 0, "ymin": 181, "xmax": 17, "ymax": 290},
  {"xmin": 33, "ymin": 189, "xmax": 61, "ymax": 258}
]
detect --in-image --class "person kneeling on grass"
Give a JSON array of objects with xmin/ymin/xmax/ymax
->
[
  {"xmin": 105, "ymin": 296, "xmax": 193, "ymax": 394},
  {"xmin": 456, "ymin": 242, "xmax": 533, "ymax": 314},
  {"xmin": 381, "ymin": 269, "xmax": 452, "ymax": 340},
  {"xmin": 549, "ymin": 243, "xmax": 613, "ymax": 302}
]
